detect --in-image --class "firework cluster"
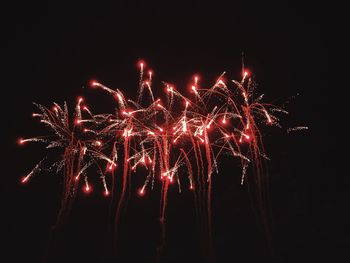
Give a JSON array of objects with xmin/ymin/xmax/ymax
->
[{"xmin": 19, "ymin": 61, "xmax": 301, "ymax": 221}]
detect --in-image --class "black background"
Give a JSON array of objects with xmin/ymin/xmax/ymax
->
[{"xmin": 2, "ymin": 1, "xmax": 347, "ymax": 262}]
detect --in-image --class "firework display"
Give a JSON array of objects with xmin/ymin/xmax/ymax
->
[{"xmin": 19, "ymin": 61, "xmax": 303, "ymax": 224}]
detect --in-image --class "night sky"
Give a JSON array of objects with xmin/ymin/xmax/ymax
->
[{"xmin": 2, "ymin": 1, "xmax": 346, "ymax": 262}]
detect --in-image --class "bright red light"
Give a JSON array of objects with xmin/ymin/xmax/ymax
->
[
  {"xmin": 104, "ymin": 190, "xmax": 110, "ymax": 196},
  {"xmin": 217, "ymin": 79, "xmax": 225, "ymax": 86},
  {"xmin": 84, "ymin": 185, "xmax": 91, "ymax": 193},
  {"xmin": 78, "ymin": 97, "xmax": 84, "ymax": 103},
  {"xmin": 194, "ymin": 75, "xmax": 199, "ymax": 82},
  {"xmin": 108, "ymin": 163, "xmax": 116, "ymax": 171},
  {"xmin": 21, "ymin": 176, "xmax": 28, "ymax": 184},
  {"xmin": 18, "ymin": 138, "xmax": 25, "ymax": 145},
  {"xmin": 90, "ymin": 80, "xmax": 99, "ymax": 88},
  {"xmin": 138, "ymin": 60, "xmax": 145, "ymax": 69},
  {"xmin": 138, "ymin": 188, "xmax": 145, "ymax": 196},
  {"xmin": 167, "ymin": 86, "xmax": 174, "ymax": 93}
]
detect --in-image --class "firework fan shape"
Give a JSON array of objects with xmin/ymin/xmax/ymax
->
[{"xmin": 18, "ymin": 60, "xmax": 307, "ymax": 242}]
